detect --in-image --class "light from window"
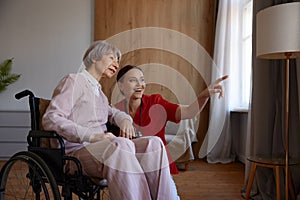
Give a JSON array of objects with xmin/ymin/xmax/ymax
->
[
  {"xmin": 241, "ymin": 0, "xmax": 253, "ymax": 108},
  {"xmin": 230, "ymin": 0, "xmax": 253, "ymax": 110}
]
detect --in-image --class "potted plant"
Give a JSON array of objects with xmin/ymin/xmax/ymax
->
[{"xmin": 0, "ymin": 58, "xmax": 21, "ymax": 93}]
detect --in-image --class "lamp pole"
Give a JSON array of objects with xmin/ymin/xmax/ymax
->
[{"xmin": 285, "ymin": 52, "xmax": 292, "ymax": 200}]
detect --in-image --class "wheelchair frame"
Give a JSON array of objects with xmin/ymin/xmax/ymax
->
[{"xmin": 0, "ymin": 90, "xmax": 109, "ymax": 200}]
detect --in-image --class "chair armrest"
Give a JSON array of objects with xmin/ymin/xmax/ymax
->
[
  {"xmin": 165, "ymin": 118, "xmax": 198, "ymax": 143},
  {"xmin": 27, "ymin": 130, "xmax": 65, "ymax": 152}
]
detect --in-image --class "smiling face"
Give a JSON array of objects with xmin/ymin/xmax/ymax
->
[{"xmin": 118, "ymin": 68, "xmax": 146, "ymax": 100}]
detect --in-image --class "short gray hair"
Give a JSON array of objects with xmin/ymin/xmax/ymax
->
[{"xmin": 82, "ymin": 40, "xmax": 121, "ymax": 68}]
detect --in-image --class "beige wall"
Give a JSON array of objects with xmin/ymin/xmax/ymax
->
[{"xmin": 0, "ymin": 0, "xmax": 93, "ymax": 110}]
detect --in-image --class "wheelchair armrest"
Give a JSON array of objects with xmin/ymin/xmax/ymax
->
[
  {"xmin": 28, "ymin": 130, "xmax": 65, "ymax": 152},
  {"xmin": 28, "ymin": 131, "xmax": 84, "ymax": 176},
  {"xmin": 63, "ymin": 155, "xmax": 84, "ymax": 176},
  {"xmin": 27, "ymin": 130, "xmax": 67, "ymax": 180}
]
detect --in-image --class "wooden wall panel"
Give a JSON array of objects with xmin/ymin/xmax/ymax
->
[
  {"xmin": 95, "ymin": 0, "xmax": 214, "ymax": 52},
  {"xmin": 94, "ymin": 0, "xmax": 215, "ymax": 156}
]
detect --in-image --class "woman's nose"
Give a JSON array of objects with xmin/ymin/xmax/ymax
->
[{"xmin": 113, "ymin": 60, "xmax": 119, "ymax": 69}]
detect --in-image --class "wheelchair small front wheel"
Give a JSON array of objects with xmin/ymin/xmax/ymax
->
[{"xmin": 0, "ymin": 151, "xmax": 61, "ymax": 200}]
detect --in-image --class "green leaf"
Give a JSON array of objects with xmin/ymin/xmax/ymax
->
[
  {"xmin": 0, "ymin": 58, "xmax": 13, "ymax": 77},
  {"xmin": 0, "ymin": 58, "xmax": 21, "ymax": 93}
]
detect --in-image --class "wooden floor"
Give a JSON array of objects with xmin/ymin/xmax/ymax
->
[
  {"xmin": 174, "ymin": 159, "xmax": 245, "ymax": 200},
  {"xmin": 0, "ymin": 158, "xmax": 245, "ymax": 200}
]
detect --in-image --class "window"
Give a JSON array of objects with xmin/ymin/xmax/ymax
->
[
  {"xmin": 241, "ymin": 0, "xmax": 253, "ymax": 108},
  {"xmin": 230, "ymin": 0, "xmax": 253, "ymax": 110}
]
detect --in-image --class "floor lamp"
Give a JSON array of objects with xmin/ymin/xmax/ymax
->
[{"xmin": 256, "ymin": 2, "xmax": 300, "ymax": 199}]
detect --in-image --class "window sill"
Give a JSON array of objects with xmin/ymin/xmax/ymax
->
[{"xmin": 230, "ymin": 108, "xmax": 249, "ymax": 113}]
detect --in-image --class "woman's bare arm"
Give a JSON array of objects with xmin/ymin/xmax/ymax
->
[{"xmin": 175, "ymin": 75, "xmax": 228, "ymax": 120}]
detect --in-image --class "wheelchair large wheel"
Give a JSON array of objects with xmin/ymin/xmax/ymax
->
[{"xmin": 0, "ymin": 151, "xmax": 61, "ymax": 200}]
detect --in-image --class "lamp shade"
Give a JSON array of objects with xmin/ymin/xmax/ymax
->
[{"xmin": 256, "ymin": 2, "xmax": 300, "ymax": 59}]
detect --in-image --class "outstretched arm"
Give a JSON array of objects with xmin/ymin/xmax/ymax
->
[{"xmin": 175, "ymin": 75, "xmax": 228, "ymax": 120}]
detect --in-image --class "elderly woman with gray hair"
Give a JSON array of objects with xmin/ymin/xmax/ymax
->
[{"xmin": 42, "ymin": 40, "xmax": 175, "ymax": 200}]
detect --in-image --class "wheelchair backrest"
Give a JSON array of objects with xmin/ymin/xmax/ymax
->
[
  {"xmin": 31, "ymin": 97, "xmax": 50, "ymax": 130},
  {"xmin": 26, "ymin": 95, "xmax": 66, "ymax": 182}
]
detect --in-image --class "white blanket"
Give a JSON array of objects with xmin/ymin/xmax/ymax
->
[{"xmin": 165, "ymin": 117, "xmax": 198, "ymax": 163}]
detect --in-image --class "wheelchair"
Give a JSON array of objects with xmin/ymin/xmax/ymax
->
[{"xmin": 0, "ymin": 90, "xmax": 109, "ymax": 200}]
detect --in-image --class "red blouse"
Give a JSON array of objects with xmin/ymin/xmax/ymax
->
[{"xmin": 115, "ymin": 94, "xmax": 180, "ymax": 174}]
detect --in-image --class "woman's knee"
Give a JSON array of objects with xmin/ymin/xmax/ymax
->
[
  {"xmin": 137, "ymin": 136, "xmax": 165, "ymax": 153},
  {"xmin": 110, "ymin": 137, "xmax": 135, "ymax": 152},
  {"xmin": 147, "ymin": 136, "xmax": 164, "ymax": 148}
]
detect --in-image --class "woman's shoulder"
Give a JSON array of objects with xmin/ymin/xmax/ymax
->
[
  {"xmin": 144, "ymin": 94, "xmax": 165, "ymax": 103},
  {"xmin": 144, "ymin": 94, "xmax": 178, "ymax": 108},
  {"xmin": 54, "ymin": 73, "xmax": 86, "ymax": 92},
  {"xmin": 60, "ymin": 73, "xmax": 85, "ymax": 83},
  {"xmin": 65, "ymin": 72, "xmax": 85, "ymax": 80}
]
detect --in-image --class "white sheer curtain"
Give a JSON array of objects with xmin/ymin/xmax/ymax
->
[{"xmin": 199, "ymin": 0, "xmax": 250, "ymax": 163}]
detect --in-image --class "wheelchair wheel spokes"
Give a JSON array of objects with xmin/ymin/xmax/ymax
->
[
  {"xmin": 0, "ymin": 151, "xmax": 61, "ymax": 200},
  {"xmin": 2, "ymin": 159, "xmax": 33, "ymax": 199}
]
